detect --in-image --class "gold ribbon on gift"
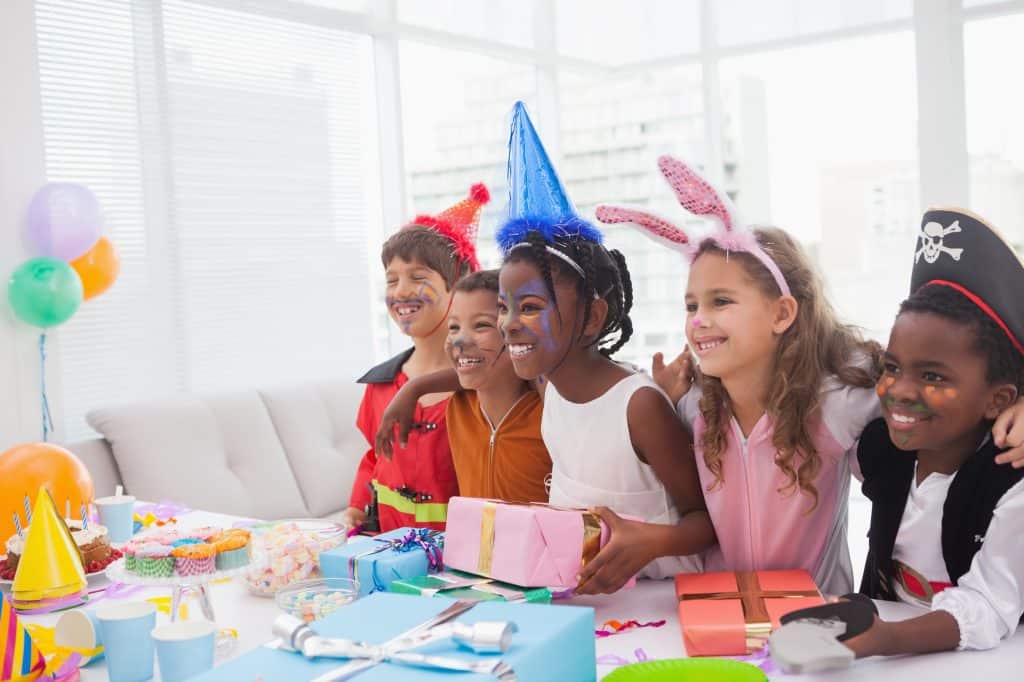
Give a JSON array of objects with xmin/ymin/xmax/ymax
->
[
  {"xmin": 24, "ymin": 623, "xmax": 104, "ymax": 675},
  {"xmin": 475, "ymin": 501, "xmax": 603, "ymax": 577},
  {"xmin": 678, "ymin": 571, "xmax": 821, "ymax": 651}
]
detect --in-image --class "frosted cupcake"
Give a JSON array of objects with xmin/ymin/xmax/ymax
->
[
  {"xmin": 188, "ymin": 527, "xmax": 223, "ymax": 543},
  {"xmin": 214, "ymin": 529, "xmax": 251, "ymax": 570},
  {"xmin": 134, "ymin": 544, "xmax": 175, "ymax": 578},
  {"xmin": 173, "ymin": 543, "xmax": 216, "ymax": 576}
]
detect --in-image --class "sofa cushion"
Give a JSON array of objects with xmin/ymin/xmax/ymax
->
[
  {"xmin": 260, "ymin": 381, "xmax": 365, "ymax": 518},
  {"xmin": 65, "ymin": 438, "xmax": 123, "ymax": 500},
  {"xmin": 87, "ymin": 392, "xmax": 309, "ymax": 519}
]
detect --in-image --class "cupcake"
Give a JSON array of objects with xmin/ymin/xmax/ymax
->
[
  {"xmin": 134, "ymin": 544, "xmax": 175, "ymax": 578},
  {"xmin": 188, "ymin": 527, "xmax": 223, "ymax": 543},
  {"xmin": 173, "ymin": 543, "xmax": 216, "ymax": 576},
  {"xmin": 214, "ymin": 529, "xmax": 251, "ymax": 570},
  {"xmin": 171, "ymin": 537, "xmax": 203, "ymax": 548}
]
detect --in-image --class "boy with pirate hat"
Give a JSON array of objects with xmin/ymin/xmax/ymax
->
[{"xmin": 770, "ymin": 207, "xmax": 1024, "ymax": 671}]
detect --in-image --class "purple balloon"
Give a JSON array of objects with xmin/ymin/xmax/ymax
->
[{"xmin": 27, "ymin": 182, "xmax": 102, "ymax": 261}]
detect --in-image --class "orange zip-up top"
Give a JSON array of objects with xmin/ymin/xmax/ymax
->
[{"xmin": 445, "ymin": 390, "xmax": 551, "ymax": 503}]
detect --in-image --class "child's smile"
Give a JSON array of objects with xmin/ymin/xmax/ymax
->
[
  {"xmin": 879, "ymin": 312, "xmax": 999, "ymax": 454},
  {"xmin": 446, "ymin": 289, "xmax": 510, "ymax": 391},
  {"xmin": 385, "ymin": 257, "xmax": 449, "ymax": 336},
  {"xmin": 498, "ymin": 260, "xmax": 578, "ymax": 381}
]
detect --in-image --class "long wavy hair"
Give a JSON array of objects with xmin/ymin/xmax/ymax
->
[{"xmin": 695, "ymin": 227, "xmax": 882, "ymax": 509}]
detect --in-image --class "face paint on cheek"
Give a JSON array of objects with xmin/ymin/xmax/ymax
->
[
  {"xmin": 417, "ymin": 283, "xmax": 440, "ymax": 306},
  {"xmin": 876, "ymin": 375, "xmax": 896, "ymax": 398}
]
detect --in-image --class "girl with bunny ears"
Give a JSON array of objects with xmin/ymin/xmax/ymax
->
[
  {"xmin": 598, "ymin": 156, "xmax": 1024, "ymax": 596},
  {"xmin": 599, "ymin": 158, "xmax": 890, "ymax": 595}
]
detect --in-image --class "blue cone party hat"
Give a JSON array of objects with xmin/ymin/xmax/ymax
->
[{"xmin": 497, "ymin": 101, "xmax": 603, "ymax": 254}]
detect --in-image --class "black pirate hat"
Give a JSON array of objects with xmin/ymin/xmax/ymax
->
[{"xmin": 910, "ymin": 207, "xmax": 1024, "ymax": 355}]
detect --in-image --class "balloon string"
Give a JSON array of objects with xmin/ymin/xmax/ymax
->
[{"xmin": 40, "ymin": 332, "xmax": 54, "ymax": 442}]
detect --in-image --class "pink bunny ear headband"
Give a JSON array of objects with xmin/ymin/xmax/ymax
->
[{"xmin": 595, "ymin": 155, "xmax": 791, "ymax": 298}]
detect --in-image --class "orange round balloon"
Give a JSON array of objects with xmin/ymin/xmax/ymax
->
[
  {"xmin": 0, "ymin": 443, "xmax": 94, "ymax": 543},
  {"xmin": 70, "ymin": 235, "xmax": 120, "ymax": 300}
]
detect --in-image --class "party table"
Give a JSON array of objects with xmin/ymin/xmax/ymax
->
[{"xmin": 6, "ymin": 508, "xmax": 1023, "ymax": 681}]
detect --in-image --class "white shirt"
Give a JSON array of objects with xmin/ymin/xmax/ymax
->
[
  {"xmin": 891, "ymin": 464, "xmax": 954, "ymax": 607},
  {"xmin": 928, "ymin": 476, "xmax": 1024, "ymax": 649},
  {"xmin": 543, "ymin": 372, "xmax": 702, "ymax": 578}
]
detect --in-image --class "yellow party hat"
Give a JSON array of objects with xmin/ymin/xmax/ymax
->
[
  {"xmin": 11, "ymin": 489, "xmax": 86, "ymax": 603},
  {"xmin": 0, "ymin": 596, "xmax": 47, "ymax": 681}
]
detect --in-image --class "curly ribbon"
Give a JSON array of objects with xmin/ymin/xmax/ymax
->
[
  {"xmin": 596, "ymin": 648, "xmax": 650, "ymax": 666},
  {"xmin": 594, "ymin": 619, "xmax": 666, "ymax": 638},
  {"xmin": 730, "ymin": 643, "xmax": 779, "ymax": 674},
  {"xmin": 39, "ymin": 333, "xmax": 55, "ymax": 442},
  {"xmin": 147, "ymin": 596, "xmax": 188, "ymax": 620},
  {"xmin": 133, "ymin": 500, "xmax": 191, "ymax": 521},
  {"xmin": 13, "ymin": 592, "xmax": 88, "ymax": 615},
  {"xmin": 349, "ymin": 529, "xmax": 444, "ymax": 594},
  {"xmin": 24, "ymin": 623, "xmax": 102, "ymax": 677},
  {"xmin": 87, "ymin": 581, "xmax": 145, "ymax": 604}
]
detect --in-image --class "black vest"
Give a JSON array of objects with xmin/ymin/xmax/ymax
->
[{"xmin": 857, "ymin": 418, "xmax": 1024, "ymax": 600}]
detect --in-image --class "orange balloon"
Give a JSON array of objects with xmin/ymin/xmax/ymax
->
[
  {"xmin": 70, "ymin": 235, "xmax": 120, "ymax": 300},
  {"xmin": 0, "ymin": 443, "xmax": 94, "ymax": 543}
]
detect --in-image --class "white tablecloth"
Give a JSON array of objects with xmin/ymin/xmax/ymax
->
[{"xmin": 9, "ymin": 509, "xmax": 1024, "ymax": 681}]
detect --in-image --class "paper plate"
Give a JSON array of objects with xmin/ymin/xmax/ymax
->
[{"xmin": 604, "ymin": 658, "xmax": 767, "ymax": 682}]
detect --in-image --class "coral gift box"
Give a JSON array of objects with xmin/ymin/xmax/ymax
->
[{"xmin": 675, "ymin": 569, "xmax": 824, "ymax": 656}]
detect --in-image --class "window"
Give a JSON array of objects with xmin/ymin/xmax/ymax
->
[
  {"xmin": 36, "ymin": 0, "xmax": 377, "ymax": 439},
  {"xmin": 560, "ymin": 65, "xmax": 704, "ymax": 365},
  {"xmin": 965, "ymin": 13, "xmax": 1024, "ymax": 251},
  {"xmin": 719, "ymin": 32, "xmax": 919, "ymax": 341}
]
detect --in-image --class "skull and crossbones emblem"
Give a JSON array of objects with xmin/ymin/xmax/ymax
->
[{"xmin": 916, "ymin": 220, "xmax": 964, "ymax": 264}]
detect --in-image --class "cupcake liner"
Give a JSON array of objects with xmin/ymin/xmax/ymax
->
[
  {"xmin": 215, "ymin": 546, "xmax": 250, "ymax": 571},
  {"xmin": 136, "ymin": 556, "xmax": 174, "ymax": 578},
  {"xmin": 176, "ymin": 555, "xmax": 215, "ymax": 577}
]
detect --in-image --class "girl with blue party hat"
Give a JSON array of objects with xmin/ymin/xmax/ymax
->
[{"xmin": 495, "ymin": 102, "xmax": 714, "ymax": 593}]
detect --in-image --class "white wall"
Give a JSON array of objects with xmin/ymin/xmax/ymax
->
[{"xmin": 0, "ymin": 0, "xmax": 62, "ymax": 446}]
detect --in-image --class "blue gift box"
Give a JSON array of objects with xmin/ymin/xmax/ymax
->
[
  {"xmin": 193, "ymin": 592, "xmax": 596, "ymax": 681},
  {"xmin": 320, "ymin": 527, "xmax": 443, "ymax": 596}
]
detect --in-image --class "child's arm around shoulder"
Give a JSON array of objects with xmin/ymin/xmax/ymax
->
[
  {"xmin": 374, "ymin": 368, "xmax": 460, "ymax": 458},
  {"xmin": 992, "ymin": 398, "xmax": 1024, "ymax": 467}
]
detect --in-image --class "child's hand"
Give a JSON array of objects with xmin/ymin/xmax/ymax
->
[
  {"xmin": 573, "ymin": 507, "xmax": 652, "ymax": 595},
  {"xmin": 993, "ymin": 398, "xmax": 1024, "ymax": 467},
  {"xmin": 652, "ymin": 348, "xmax": 694, "ymax": 405},
  {"xmin": 375, "ymin": 386, "xmax": 419, "ymax": 459},
  {"xmin": 341, "ymin": 506, "xmax": 366, "ymax": 532}
]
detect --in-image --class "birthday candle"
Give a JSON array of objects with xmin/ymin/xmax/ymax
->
[
  {"xmin": 13, "ymin": 512, "xmax": 23, "ymax": 537},
  {"xmin": 24, "ymin": 495, "xmax": 32, "ymax": 524},
  {"xmin": 81, "ymin": 504, "xmax": 88, "ymax": 530},
  {"xmin": 66, "ymin": 499, "xmax": 71, "ymax": 520}
]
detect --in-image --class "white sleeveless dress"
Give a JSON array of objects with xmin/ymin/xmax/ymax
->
[{"xmin": 542, "ymin": 372, "xmax": 703, "ymax": 578}]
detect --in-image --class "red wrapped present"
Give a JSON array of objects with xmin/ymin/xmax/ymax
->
[{"xmin": 675, "ymin": 569, "xmax": 824, "ymax": 656}]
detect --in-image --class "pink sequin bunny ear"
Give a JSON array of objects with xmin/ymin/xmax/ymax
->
[
  {"xmin": 657, "ymin": 155, "xmax": 739, "ymax": 231},
  {"xmin": 658, "ymin": 154, "xmax": 791, "ymax": 296},
  {"xmin": 594, "ymin": 204, "xmax": 695, "ymax": 256}
]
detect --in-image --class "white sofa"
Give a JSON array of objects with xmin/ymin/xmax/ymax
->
[{"xmin": 65, "ymin": 380, "xmax": 367, "ymax": 523}]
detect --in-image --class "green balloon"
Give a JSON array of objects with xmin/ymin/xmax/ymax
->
[{"xmin": 7, "ymin": 257, "xmax": 83, "ymax": 328}]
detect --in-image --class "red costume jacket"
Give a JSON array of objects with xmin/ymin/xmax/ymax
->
[{"xmin": 349, "ymin": 349, "xmax": 457, "ymax": 532}]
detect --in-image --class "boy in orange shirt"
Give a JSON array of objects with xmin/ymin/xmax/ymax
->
[{"xmin": 377, "ymin": 269, "xmax": 551, "ymax": 503}]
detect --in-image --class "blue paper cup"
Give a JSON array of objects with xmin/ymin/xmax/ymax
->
[
  {"xmin": 151, "ymin": 621, "xmax": 216, "ymax": 682},
  {"xmin": 97, "ymin": 601, "xmax": 156, "ymax": 682},
  {"xmin": 95, "ymin": 495, "xmax": 136, "ymax": 543},
  {"xmin": 55, "ymin": 609, "xmax": 104, "ymax": 666}
]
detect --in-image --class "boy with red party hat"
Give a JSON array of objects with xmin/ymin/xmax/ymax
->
[{"xmin": 342, "ymin": 185, "xmax": 489, "ymax": 533}]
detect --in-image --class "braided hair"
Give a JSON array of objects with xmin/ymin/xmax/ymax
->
[{"xmin": 505, "ymin": 231, "xmax": 634, "ymax": 357}]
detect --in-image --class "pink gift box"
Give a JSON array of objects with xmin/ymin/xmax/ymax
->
[{"xmin": 443, "ymin": 496, "xmax": 636, "ymax": 589}]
